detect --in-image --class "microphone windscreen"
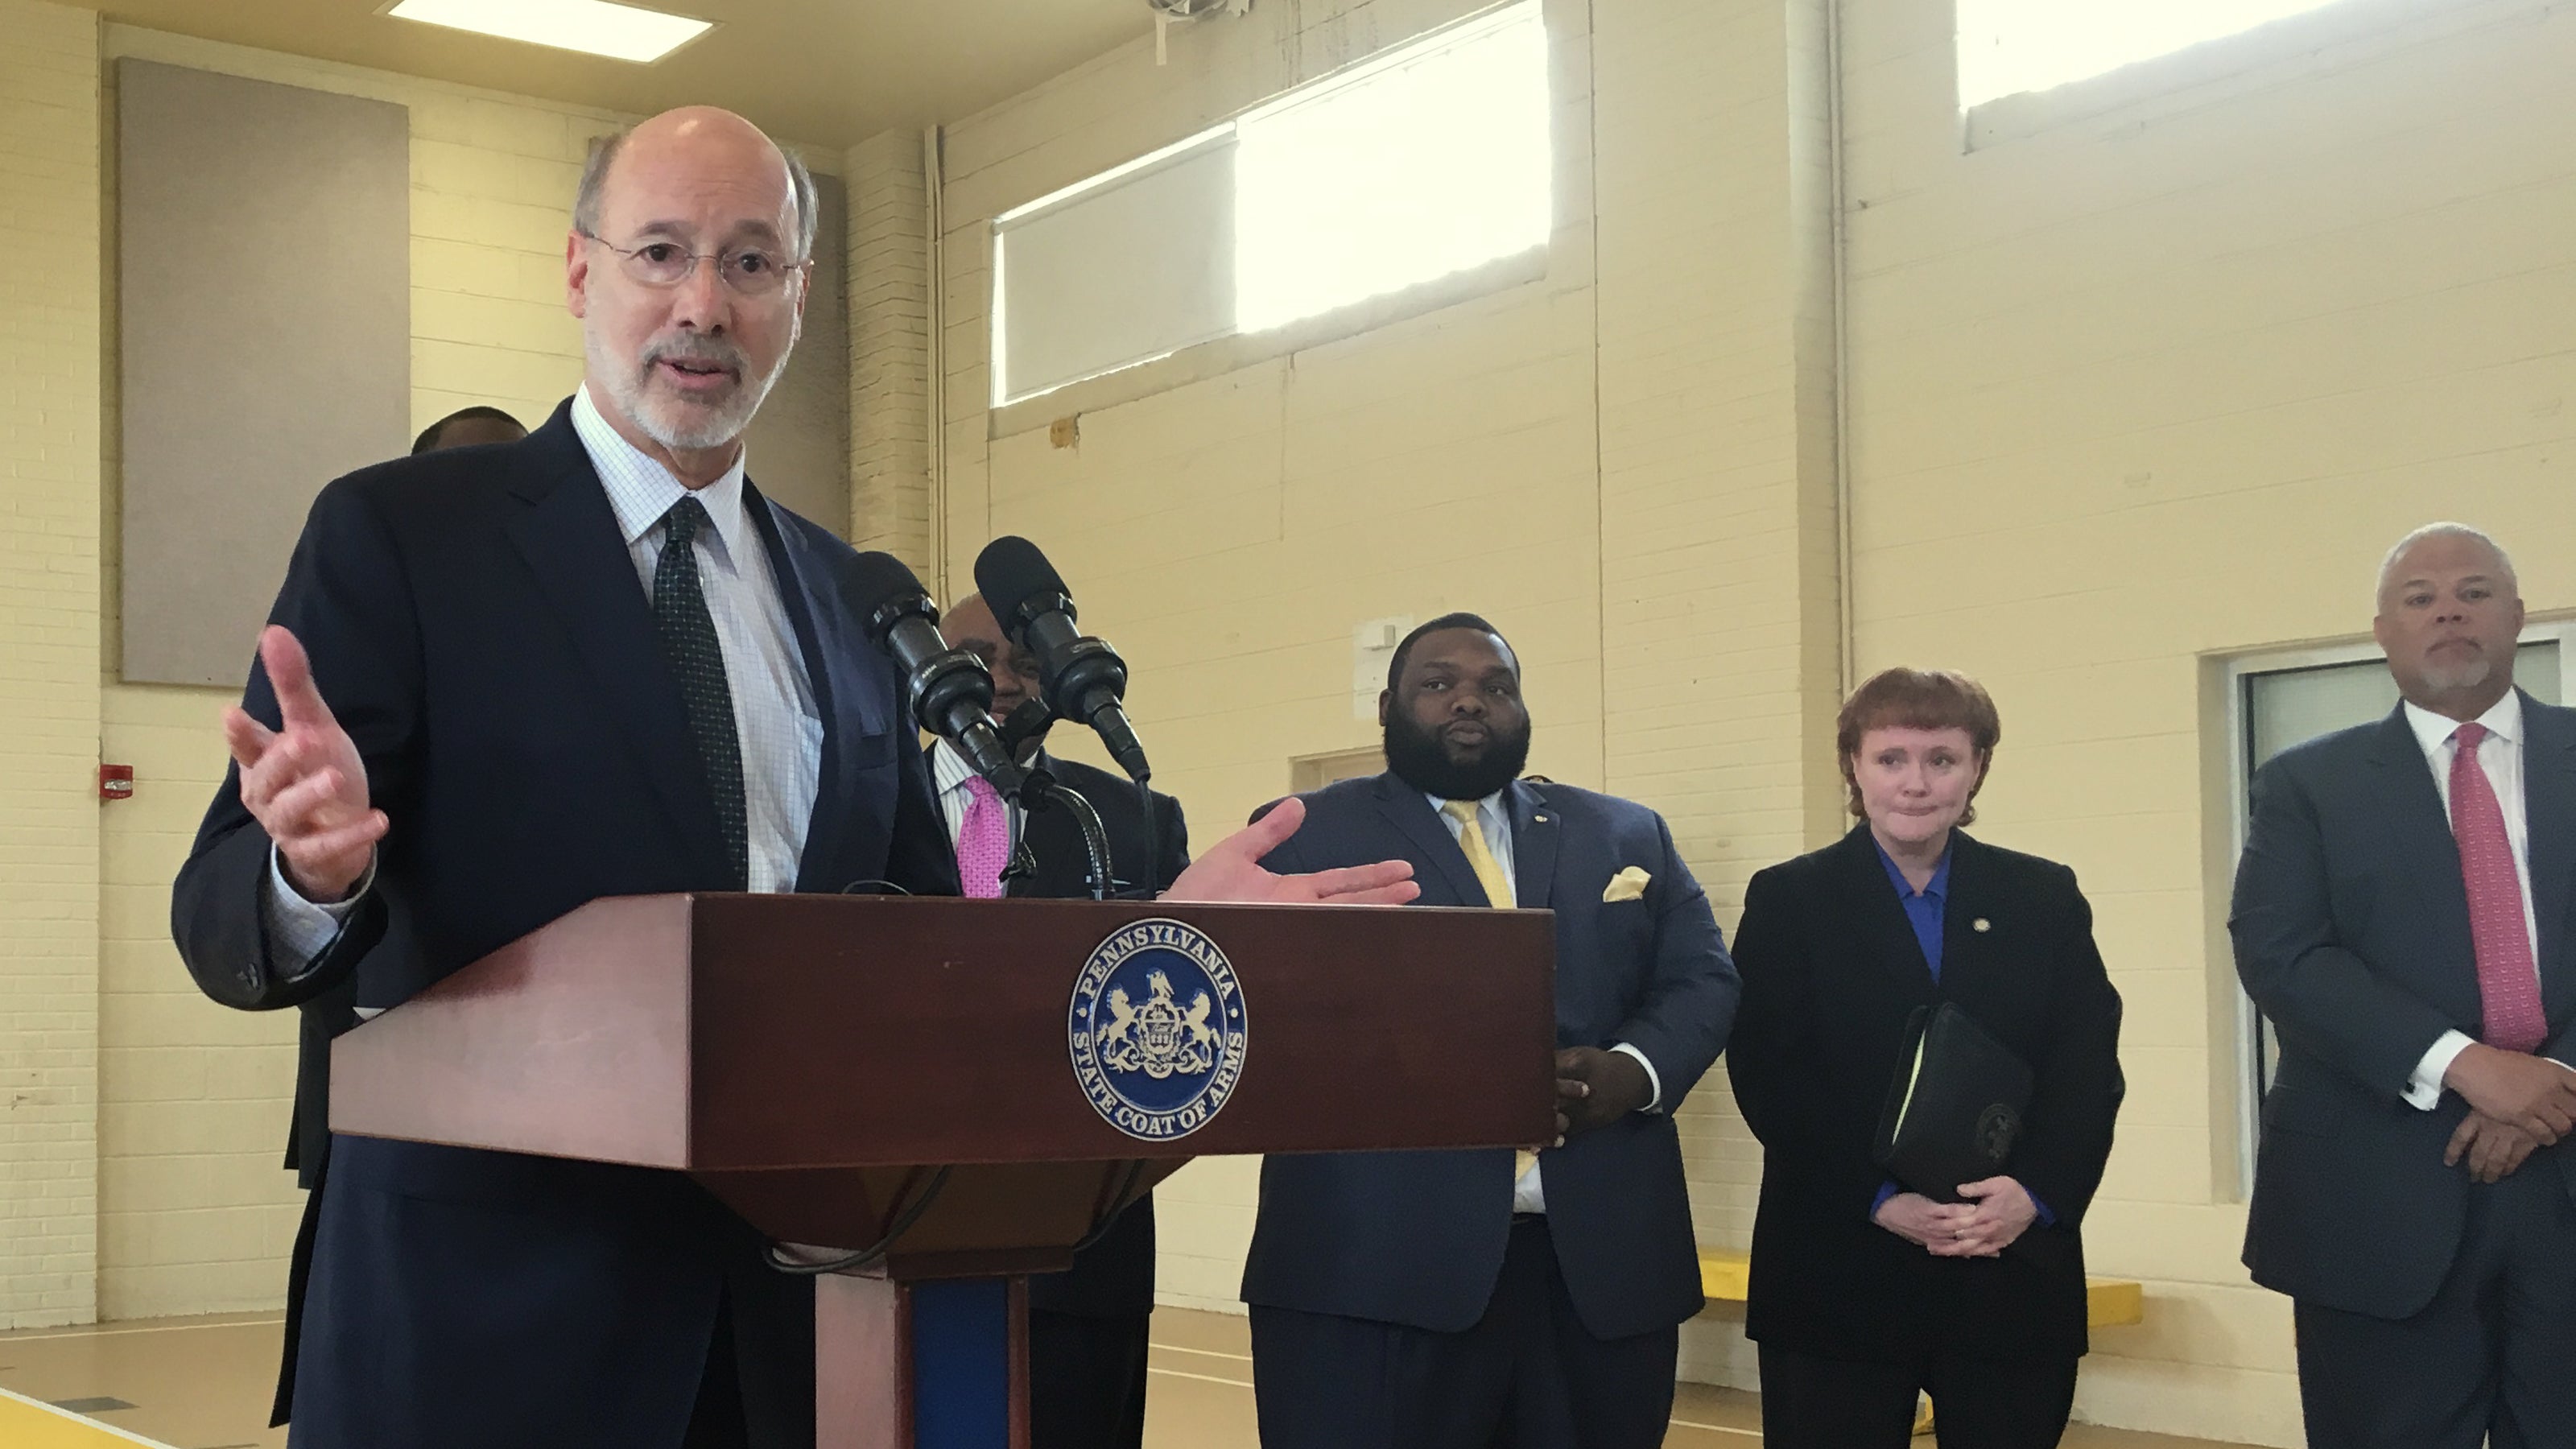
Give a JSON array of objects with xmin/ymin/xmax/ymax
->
[
  {"xmin": 837, "ymin": 551, "xmax": 932, "ymax": 634},
  {"xmin": 972, "ymin": 535, "xmax": 1069, "ymax": 627}
]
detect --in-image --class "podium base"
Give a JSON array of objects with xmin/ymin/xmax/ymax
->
[{"xmin": 817, "ymin": 1274, "xmax": 1030, "ymax": 1449}]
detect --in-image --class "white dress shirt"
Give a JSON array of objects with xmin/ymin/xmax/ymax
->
[
  {"xmin": 2398, "ymin": 692, "xmax": 2574, "ymax": 1108},
  {"xmin": 931, "ymin": 737, "xmax": 1022, "ymax": 854},
  {"xmin": 1428, "ymin": 789, "xmax": 1664, "ymax": 1213},
  {"xmin": 261, "ymin": 385, "xmax": 824, "ymax": 978}
]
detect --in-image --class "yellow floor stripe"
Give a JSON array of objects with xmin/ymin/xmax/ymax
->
[
  {"xmin": 1150, "ymin": 1343, "xmax": 1253, "ymax": 1362},
  {"xmin": 0, "ymin": 1386, "xmax": 175, "ymax": 1449},
  {"xmin": 1148, "ymin": 1365, "xmax": 1257, "ymax": 1389},
  {"xmin": 0, "ymin": 1317, "xmax": 284, "ymax": 1345}
]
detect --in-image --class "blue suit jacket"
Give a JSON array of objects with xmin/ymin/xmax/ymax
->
[
  {"xmin": 2232, "ymin": 694, "xmax": 2576, "ymax": 1319},
  {"xmin": 171, "ymin": 401, "xmax": 957, "ymax": 1448},
  {"xmin": 1238, "ymin": 772, "xmax": 1739, "ymax": 1340}
]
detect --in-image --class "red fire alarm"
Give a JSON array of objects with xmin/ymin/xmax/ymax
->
[{"xmin": 100, "ymin": 764, "xmax": 134, "ymax": 802}]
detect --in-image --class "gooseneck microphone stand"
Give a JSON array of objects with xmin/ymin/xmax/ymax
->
[{"xmin": 990, "ymin": 701, "xmax": 1116, "ymax": 902}]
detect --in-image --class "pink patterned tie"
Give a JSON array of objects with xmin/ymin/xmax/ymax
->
[
  {"xmin": 2449, "ymin": 723, "xmax": 2547, "ymax": 1053},
  {"xmin": 957, "ymin": 774, "xmax": 1009, "ymax": 900}
]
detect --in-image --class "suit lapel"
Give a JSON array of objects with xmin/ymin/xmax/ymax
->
[
  {"xmin": 1935, "ymin": 832, "xmax": 1993, "ymax": 1002},
  {"xmin": 2364, "ymin": 703, "xmax": 2473, "ymax": 947},
  {"xmin": 1833, "ymin": 824, "xmax": 1938, "ymax": 1001},
  {"xmin": 1508, "ymin": 779, "xmax": 1559, "ymax": 910},
  {"xmin": 1373, "ymin": 775, "xmax": 1488, "ymax": 907},
  {"xmin": 503, "ymin": 412, "xmax": 729, "ymax": 883},
  {"xmin": 2520, "ymin": 693, "xmax": 2576, "ymax": 1020},
  {"xmin": 742, "ymin": 482, "xmax": 863, "ymax": 894}
]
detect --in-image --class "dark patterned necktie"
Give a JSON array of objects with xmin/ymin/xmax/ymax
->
[{"xmin": 653, "ymin": 497, "xmax": 748, "ymax": 889}]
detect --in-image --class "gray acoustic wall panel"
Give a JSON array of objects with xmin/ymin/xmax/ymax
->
[
  {"xmin": 741, "ymin": 170, "xmax": 851, "ymax": 536},
  {"xmin": 118, "ymin": 60, "xmax": 409, "ymax": 686}
]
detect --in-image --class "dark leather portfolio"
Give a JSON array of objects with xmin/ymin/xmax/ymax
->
[{"xmin": 1872, "ymin": 1001, "xmax": 2033, "ymax": 1202}]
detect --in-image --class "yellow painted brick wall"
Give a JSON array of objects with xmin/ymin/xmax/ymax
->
[
  {"xmin": 936, "ymin": 0, "xmax": 1612, "ymax": 1314},
  {"xmin": 1590, "ymin": 0, "xmax": 1843, "ymax": 1392},
  {"xmin": 0, "ymin": 0, "xmax": 105, "ymax": 1333},
  {"xmin": 1840, "ymin": 0, "xmax": 2576, "ymax": 1441},
  {"xmin": 848, "ymin": 130, "xmax": 935, "ymax": 575}
]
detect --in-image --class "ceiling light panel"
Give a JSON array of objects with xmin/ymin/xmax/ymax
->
[{"xmin": 385, "ymin": 0, "xmax": 713, "ymax": 64}]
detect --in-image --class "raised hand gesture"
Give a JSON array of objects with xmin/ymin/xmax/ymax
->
[
  {"xmin": 221, "ymin": 625, "xmax": 386, "ymax": 902},
  {"xmin": 1165, "ymin": 796, "xmax": 1420, "ymax": 906}
]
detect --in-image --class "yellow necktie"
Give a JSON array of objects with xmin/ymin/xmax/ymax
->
[
  {"xmin": 1444, "ymin": 801, "xmax": 1538, "ymax": 1186},
  {"xmin": 1443, "ymin": 799, "xmax": 1513, "ymax": 909}
]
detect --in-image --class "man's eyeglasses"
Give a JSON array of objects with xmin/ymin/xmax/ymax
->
[{"xmin": 580, "ymin": 230, "xmax": 806, "ymax": 296}]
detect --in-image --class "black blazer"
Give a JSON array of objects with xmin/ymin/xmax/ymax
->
[
  {"xmin": 172, "ymin": 401, "xmax": 957, "ymax": 1448},
  {"xmin": 1240, "ymin": 773, "xmax": 1739, "ymax": 1340},
  {"xmin": 1727, "ymin": 825, "xmax": 2124, "ymax": 1364},
  {"xmin": 1005, "ymin": 749, "xmax": 1190, "ymax": 1319},
  {"xmin": 2231, "ymin": 695, "xmax": 2576, "ymax": 1319}
]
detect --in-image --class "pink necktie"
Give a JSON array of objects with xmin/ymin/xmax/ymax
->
[
  {"xmin": 2449, "ymin": 722, "xmax": 2547, "ymax": 1054},
  {"xmin": 957, "ymin": 774, "xmax": 1009, "ymax": 900}
]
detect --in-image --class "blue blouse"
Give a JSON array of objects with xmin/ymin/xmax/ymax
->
[{"xmin": 1868, "ymin": 834, "xmax": 2054, "ymax": 1227}]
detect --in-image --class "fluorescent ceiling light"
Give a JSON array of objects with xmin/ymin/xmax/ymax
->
[{"xmin": 386, "ymin": 0, "xmax": 712, "ymax": 64}]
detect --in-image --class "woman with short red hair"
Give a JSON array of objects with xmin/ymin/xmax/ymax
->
[{"xmin": 1726, "ymin": 667, "xmax": 2127, "ymax": 1449}]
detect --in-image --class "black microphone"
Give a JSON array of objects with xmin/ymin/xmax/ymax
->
[
  {"xmin": 972, "ymin": 536, "xmax": 1151, "ymax": 783},
  {"xmin": 836, "ymin": 551, "xmax": 1024, "ymax": 792}
]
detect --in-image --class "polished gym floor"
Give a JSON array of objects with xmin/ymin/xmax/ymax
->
[{"xmin": 0, "ymin": 1307, "xmax": 2263, "ymax": 1449}]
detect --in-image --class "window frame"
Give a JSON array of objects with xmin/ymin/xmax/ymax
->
[{"xmin": 985, "ymin": 0, "xmax": 1556, "ymax": 416}]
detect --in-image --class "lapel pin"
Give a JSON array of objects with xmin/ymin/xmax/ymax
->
[
  {"xmin": 1534, "ymin": 814, "xmax": 1549, "ymax": 824},
  {"xmin": 1971, "ymin": 918, "xmax": 1992, "ymax": 933}
]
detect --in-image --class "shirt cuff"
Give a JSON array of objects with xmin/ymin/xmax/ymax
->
[
  {"xmin": 2405, "ymin": 1030, "xmax": 2476, "ymax": 1111},
  {"xmin": 2022, "ymin": 1185, "xmax": 2057, "ymax": 1228},
  {"xmin": 1872, "ymin": 1179, "xmax": 1901, "ymax": 1222},
  {"xmin": 262, "ymin": 845, "xmax": 374, "ymax": 981},
  {"xmin": 1609, "ymin": 1042, "xmax": 1662, "ymax": 1113}
]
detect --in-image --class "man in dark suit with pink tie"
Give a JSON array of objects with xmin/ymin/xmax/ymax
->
[{"xmin": 2232, "ymin": 522, "xmax": 2576, "ymax": 1448}]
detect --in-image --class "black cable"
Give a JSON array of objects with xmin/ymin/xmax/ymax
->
[
  {"xmin": 1031, "ymin": 779, "xmax": 1114, "ymax": 901},
  {"xmin": 763, "ymin": 1166, "xmax": 953, "ymax": 1277}
]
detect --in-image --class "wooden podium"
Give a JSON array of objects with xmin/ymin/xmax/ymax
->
[{"xmin": 331, "ymin": 892, "xmax": 1555, "ymax": 1449}]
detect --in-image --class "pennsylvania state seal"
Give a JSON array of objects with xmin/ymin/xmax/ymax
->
[{"xmin": 1069, "ymin": 918, "xmax": 1248, "ymax": 1141}]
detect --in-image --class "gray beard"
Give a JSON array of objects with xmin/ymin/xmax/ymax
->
[
  {"xmin": 2420, "ymin": 654, "xmax": 2494, "ymax": 694},
  {"xmin": 588, "ymin": 321, "xmax": 798, "ymax": 453}
]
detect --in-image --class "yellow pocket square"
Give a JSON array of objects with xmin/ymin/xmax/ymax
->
[{"xmin": 1602, "ymin": 867, "xmax": 1651, "ymax": 903}]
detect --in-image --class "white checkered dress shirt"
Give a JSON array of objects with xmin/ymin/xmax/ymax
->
[{"xmin": 263, "ymin": 386, "xmax": 824, "ymax": 973}]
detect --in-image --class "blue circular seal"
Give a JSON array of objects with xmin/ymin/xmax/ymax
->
[{"xmin": 1068, "ymin": 917, "xmax": 1249, "ymax": 1141}]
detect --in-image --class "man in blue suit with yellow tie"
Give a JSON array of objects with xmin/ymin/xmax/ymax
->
[{"xmin": 1242, "ymin": 614, "xmax": 1740, "ymax": 1449}]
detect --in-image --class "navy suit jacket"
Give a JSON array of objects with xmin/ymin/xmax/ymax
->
[
  {"xmin": 2231, "ymin": 693, "xmax": 2576, "ymax": 1319},
  {"xmin": 1238, "ymin": 772, "xmax": 1739, "ymax": 1340},
  {"xmin": 171, "ymin": 401, "xmax": 957, "ymax": 1448}
]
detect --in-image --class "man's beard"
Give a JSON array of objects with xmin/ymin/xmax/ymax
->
[
  {"xmin": 1382, "ymin": 711, "xmax": 1532, "ymax": 802},
  {"xmin": 591, "ymin": 323, "xmax": 797, "ymax": 452},
  {"xmin": 2420, "ymin": 652, "xmax": 2494, "ymax": 694}
]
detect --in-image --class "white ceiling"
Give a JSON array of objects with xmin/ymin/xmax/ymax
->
[{"xmin": 96, "ymin": 0, "xmax": 1153, "ymax": 148}]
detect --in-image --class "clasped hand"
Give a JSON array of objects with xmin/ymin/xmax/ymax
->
[
  {"xmin": 1874, "ymin": 1178, "xmax": 2037, "ymax": 1258},
  {"xmin": 2441, "ymin": 1044, "xmax": 2576, "ymax": 1183},
  {"xmin": 1548, "ymin": 1046, "xmax": 1651, "ymax": 1146}
]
